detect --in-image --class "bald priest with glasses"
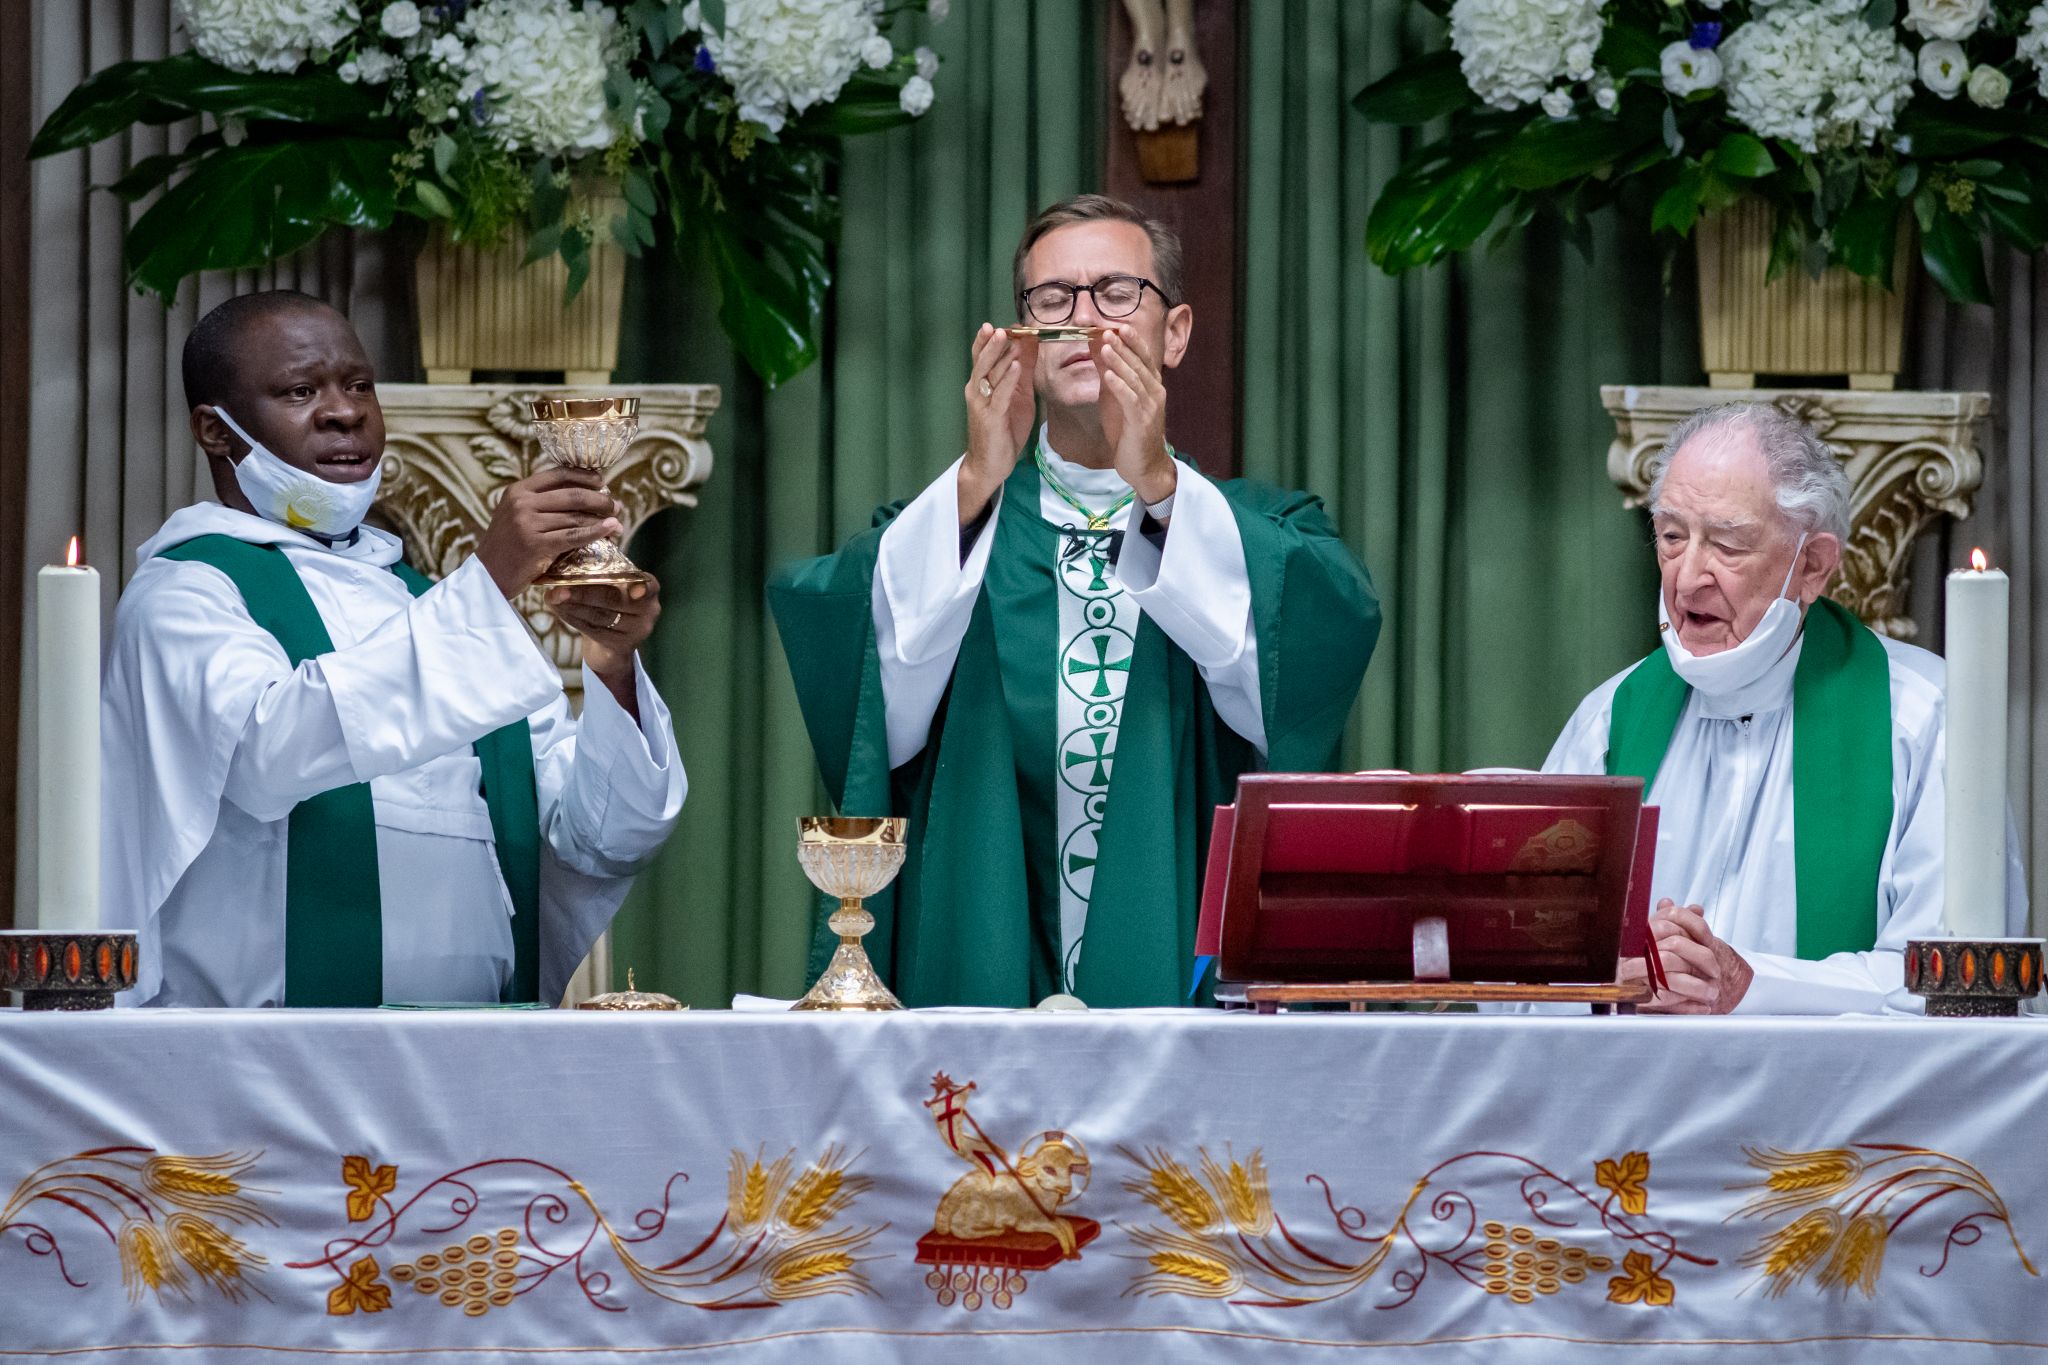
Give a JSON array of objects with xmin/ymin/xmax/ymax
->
[{"xmin": 769, "ymin": 194, "xmax": 1380, "ymax": 1009}]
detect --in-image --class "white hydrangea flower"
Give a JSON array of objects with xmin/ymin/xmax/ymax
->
[
  {"xmin": 1919, "ymin": 39, "xmax": 1969, "ymax": 97},
  {"xmin": 380, "ymin": 0, "xmax": 421, "ymax": 39},
  {"xmin": 429, "ymin": 32, "xmax": 466, "ymax": 66},
  {"xmin": 2019, "ymin": 5, "xmax": 2048, "ymax": 96},
  {"xmin": 175, "ymin": 0, "xmax": 360, "ymax": 73},
  {"xmin": 347, "ymin": 47, "xmax": 399, "ymax": 83},
  {"xmin": 914, "ymin": 45, "xmax": 938, "ymax": 80},
  {"xmin": 1967, "ymin": 64, "xmax": 2011, "ymax": 107},
  {"xmin": 1721, "ymin": 1, "xmax": 1916, "ymax": 154},
  {"xmin": 1591, "ymin": 72, "xmax": 1617, "ymax": 109},
  {"xmin": 461, "ymin": 0, "xmax": 626, "ymax": 156},
  {"xmin": 1903, "ymin": 0, "xmax": 1988, "ymax": 42},
  {"xmin": 1661, "ymin": 40, "xmax": 1722, "ymax": 96},
  {"xmin": 860, "ymin": 35, "xmax": 892, "ymax": 68},
  {"xmin": 1447, "ymin": 0, "xmax": 1606, "ymax": 111},
  {"xmin": 899, "ymin": 72, "xmax": 934, "ymax": 116},
  {"xmin": 700, "ymin": 0, "xmax": 891, "ymax": 134}
]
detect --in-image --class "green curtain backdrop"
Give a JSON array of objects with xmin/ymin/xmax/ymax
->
[
  {"xmin": 1241, "ymin": 0, "xmax": 1699, "ymax": 776},
  {"xmin": 612, "ymin": 0, "xmax": 1699, "ymax": 1006},
  {"xmin": 609, "ymin": 2, "xmax": 1099, "ymax": 1005}
]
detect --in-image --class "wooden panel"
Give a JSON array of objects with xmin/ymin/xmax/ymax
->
[
  {"xmin": 0, "ymin": 0, "xmax": 31, "ymax": 929},
  {"xmin": 1103, "ymin": 0, "xmax": 1241, "ymax": 477}
]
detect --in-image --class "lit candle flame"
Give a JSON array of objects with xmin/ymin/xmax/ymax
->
[
  {"xmin": 65, "ymin": 536, "xmax": 80, "ymax": 568},
  {"xmin": 1971, "ymin": 547, "xmax": 1989, "ymax": 572}
]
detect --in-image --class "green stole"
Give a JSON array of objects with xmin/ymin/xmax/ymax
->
[
  {"xmin": 159, "ymin": 535, "xmax": 542, "ymax": 1005},
  {"xmin": 767, "ymin": 450, "xmax": 1382, "ymax": 1007},
  {"xmin": 1605, "ymin": 597, "xmax": 1893, "ymax": 958}
]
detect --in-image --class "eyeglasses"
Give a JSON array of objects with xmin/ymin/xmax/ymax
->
[{"xmin": 1019, "ymin": 274, "xmax": 1169, "ymax": 324}]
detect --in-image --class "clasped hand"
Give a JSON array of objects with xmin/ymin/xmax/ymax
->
[{"xmin": 1619, "ymin": 899, "xmax": 1755, "ymax": 1014}]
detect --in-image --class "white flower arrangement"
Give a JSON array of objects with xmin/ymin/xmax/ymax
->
[
  {"xmin": 1902, "ymin": 0, "xmax": 1989, "ymax": 43},
  {"xmin": 1720, "ymin": 0, "xmax": 1914, "ymax": 153},
  {"xmin": 172, "ymin": 0, "xmax": 360, "ymax": 74},
  {"xmin": 2020, "ymin": 4, "xmax": 2048, "ymax": 97},
  {"xmin": 695, "ymin": 0, "xmax": 888, "ymax": 134},
  {"xmin": 1447, "ymin": 0, "xmax": 1606, "ymax": 111},
  {"xmin": 1919, "ymin": 39, "xmax": 1969, "ymax": 99},
  {"xmin": 459, "ymin": 0, "xmax": 626, "ymax": 157},
  {"xmin": 1660, "ymin": 40, "xmax": 1721, "ymax": 97}
]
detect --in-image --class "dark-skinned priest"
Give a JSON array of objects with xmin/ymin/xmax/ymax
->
[
  {"xmin": 769, "ymin": 195, "xmax": 1380, "ymax": 1008},
  {"xmin": 101, "ymin": 291, "xmax": 687, "ymax": 1007}
]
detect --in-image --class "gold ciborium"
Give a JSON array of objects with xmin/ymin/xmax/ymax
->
[
  {"xmin": 791, "ymin": 816, "xmax": 907, "ymax": 1012},
  {"xmin": 529, "ymin": 395, "xmax": 643, "ymax": 588}
]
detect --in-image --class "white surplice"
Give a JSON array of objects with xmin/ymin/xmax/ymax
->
[
  {"xmin": 101, "ymin": 503, "xmax": 687, "ymax": 1008},
  {"xmin": 1545, "ymin": 629, "xmax": 2029, "ymax": 1015},
  {"xmin": 870, "ymin": 430, "xmax": 1262, "ymax": 989}
]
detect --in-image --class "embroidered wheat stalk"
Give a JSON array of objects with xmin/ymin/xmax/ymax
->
[
  {"xmin": 141, "ymin": 1153, "xmax": 270, "ymax": 1225},
  {"xmin": 1814, "ymin": 1212, "xmax": 1887, "ymax": 1299},
  {"xmin": 1151, "ymin": 1251, "xmax": 1233, "ymax": 1287},
  {"xmin": 778, "ymin": 1168, "xmax": 842, "ymax": 1233},
  {"xmin": 1122, "ymin": 1147, "xmax": 1221, "ymax": 1235},
  {"xmin": 1201, "ymin": 1149, "xmax": 1273, "ymax": 1237},
  {"xmin": 118, "ymin": 1220, "xmax": 187, "ymax": 1303},
  {"xmin": 727, "ymin": 1151, "xmax": 790, "ymax": 1233},
  {"xmin": 164, "ymin": 1212, "xmax": 266, "ymax": 1302},
  {"xmin": 1743, "ymin": 1208, "xmax": 1841, "ymax": 1295},
  {"xmin": 1735, "ymin": 1148, "xmax": 1864, "ymax": 1220},
  {"xmin": 771, "ymin": 1250, "xmax": 853, "ymax": 1290}
]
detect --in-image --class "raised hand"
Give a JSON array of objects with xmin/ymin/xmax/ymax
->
[
  {"xmin": 1093, "ymin": 325, "xmax": 1177, "ymax": 509},
  {"xmin": 474, "ymin": 467, "xmax": 621, "ymax": 598},
  {"xmin": 959, "ymin": 323, "xmax": 1039, "ymax": 525}
]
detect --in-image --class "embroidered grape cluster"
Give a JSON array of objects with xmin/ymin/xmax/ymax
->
[
  {"xmin": 388, "ymin": 1228, "xmax": 522, "ymax": 1316},
  {"xmin": 1479, "ymin": 1222, "xmax": 1611, "ymax": 1304}
]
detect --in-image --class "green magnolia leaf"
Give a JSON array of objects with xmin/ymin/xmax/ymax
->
[
  {"xmin": 1831, "ymin": 190, "xmax": 1902, "ymax": 288},
  {"xmin": 521, "ymin": 222, "xmax": 564, "ymax": 265},
  {"xmin": 414, "ymin": 178, "xmax": 456, "ymax": 218},
  {"xmin": 623, "ymin": 167, "xmax": 658, "ymax": 216},
  {"xmin": 1895, "ymin": 162, "xmax": 1920, "ymax": 198},
  {"xmin": 787, "ymin": 71, "xmax": 919, "ymax": 137},
  {"xmin": 1351, "ymin": 52, "xmax": 1472, "ymax": 126},
  {"xmin": 561, "ymin": 229, "xmax": 592, "ymax": 303},
  {"xmin": 104, "ymin": 131, "xmax": 223, "ymax": 202},
  {"xmin": 1365, "ymin": 135, "xmax": 1516, "ymax": 272},
  {"xmin": 699, "ymin": 0, "xmax": 726, "ymax": 35},
  {"xmin": 1861, "ymin": 0, "xmax": 1897, "ymax": 28},
  {"xmin": 1652, "ymin": 164, "xmax": 1706, "ymax": 235},
  {"xmin": 640, "ymin": 93, "xmax": 673, "ymax": 137},
  {"xmin": 1979, "ymin": 164, "xmax": 2048, "ymax": 249},
  {"xmin": 529, "ymin": 159, "xmax": 567, "ymax": 227},
  {"xmin": 1894, "ymin": 102, "xmax": 2030, "ymax": 157},
  {"xmin": 1951, "ymin": 158, "xmax": 2003, "ymax": 178},
  {"xmin": 1498, "ymin": 116, "xmax": 1652, "ymax": 190},
  {"xmin": 610, "ymin": 211, "xmax": 640, "ymax": 254},
  {"xmin": 1598, "ymin": 25, "xmax": 1663, "ymax": 81},
  {"xmin": 1920, "ymin": 206, "xmax": 1991, "ymax": 304},
  {"xmin": 1711, "ymin": 133, "xmax": 1775, "ymax": 179},
  {"xmin": 31, "ymin": 52, "xmax": 381, "ymax": 156},
  {"xmin": 125, "ymin": 135, "xmax": 399, "ymax": 300},
  {"xmin": 433, "ymin": 133, "xmax": 458, "ymax": 181}
]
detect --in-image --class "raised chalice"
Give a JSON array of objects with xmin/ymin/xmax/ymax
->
[
  {"xmin": 791, "ymin": 816, "xmax": 907, "ymax": 1012},
  {"xmin": 529, "ymin": 395, "xmax": 643, "ymax": 588}
]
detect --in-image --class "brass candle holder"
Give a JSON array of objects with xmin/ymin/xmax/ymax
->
[
  {"xmin": 791, "ymin": 817, "xmax": 907, "ymax": 1013},
  {"xmin": 529, "ymin": 395, "xmax": 644, "ymax": 588}
]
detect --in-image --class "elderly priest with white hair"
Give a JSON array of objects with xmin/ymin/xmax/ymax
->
[{"xmin": 1545, "ymin": 401, "xmax": 2027, "ymax": 1015}]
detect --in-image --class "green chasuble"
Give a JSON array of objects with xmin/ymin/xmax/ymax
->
[
  {"xmin": 767, "ymin": 453, "xmax": 1380, "ymax": 1007},
  {"xmin": 158, "ymin": 535, "xmax": 542, "ymax": 1006},
  {"xmin": 1604, "ymin": 597, "xmax": 1894, "ymax": 959}
]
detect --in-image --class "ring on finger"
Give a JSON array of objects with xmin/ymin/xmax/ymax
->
[{"xmin": 977, "ymin": 377, "xmax": 993, "ymax": 399}]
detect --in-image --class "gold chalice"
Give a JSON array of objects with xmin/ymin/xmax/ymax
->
[
  {"xmin": 791, "ymin": 816, "xmax": 907, "ymax": 1012},
  {"xmin": 529, "ymin": 395, "xmax": 643, "ymax": 588}
]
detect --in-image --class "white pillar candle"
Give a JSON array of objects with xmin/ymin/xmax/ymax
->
[
  {"xmin": 36, "ymin": 537, "xmax": 99, "ymax": 933},
  {"xmin": 1943, "ymin": 548, "xmax": 2008, "ymax": 938}
]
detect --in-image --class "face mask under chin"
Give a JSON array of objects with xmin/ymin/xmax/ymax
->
[
  {"xmin": 214, "ymin": 407, "xmax": 381, "ymax": 539},
  {"xmin": 1659, "ymin": 534, "xmax": 1809, "ymax": 698}
]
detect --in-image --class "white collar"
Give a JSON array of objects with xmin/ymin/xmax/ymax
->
[
  {"xmin": 137, "ymin": 502, "xmax": 404, "ymax": 570},
  {"xmin": 1037, "ymin": 423, "xmax": 1131, "ymax": 498},
  {"xmin": 1693, "ymin": 630, "xmax": 1805, "ymax": 720}
]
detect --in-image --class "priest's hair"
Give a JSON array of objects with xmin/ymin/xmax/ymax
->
[
  {"xmin": 1012, "ymin": 194, "xmax": 1185, "ymax": 310},
  {"xmin": 181, "ymin": 289, "xmax": 337, "ymax": 412},
  {"xmin": 1648, "ymin": 401, "xmax": 1850, "ymax": 542}
]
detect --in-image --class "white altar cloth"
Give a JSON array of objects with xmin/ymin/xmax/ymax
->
[{"xmin": 1, "ymin": 1009, "xmax": 2044, "ymax": 1363}]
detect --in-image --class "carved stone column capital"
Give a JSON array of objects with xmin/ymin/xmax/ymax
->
[
  {"xmin": 1601, "ymin": 386, "xmax": 1990, "ymax": 640},
  {"xmin": 372, "ymin": 382, "xmax": 720, "ymax": 690}
]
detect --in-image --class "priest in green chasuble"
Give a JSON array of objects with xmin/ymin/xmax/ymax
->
[
  {"xmin": 1544, "ymin": 401, "xmax": 2028, "ymax": 1015},
  {"xmin": 769, "ymin": 195, "xmax": 1380, "ymax": 1008}
]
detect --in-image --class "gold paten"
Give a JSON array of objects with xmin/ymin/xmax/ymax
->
[
  {"xmin": 576, "ymin": 968, "xmax": 686, "ymax": 1011},
  {"xmin": 1005, "ymin": 325, "xmax": 1104, "ymax": 343},
  {"xmin": 791, "ymin": 817, "xmax": 908, "ymax": 1013},
  {"xmin": 529, "ymin": 395, "xmax": 644, "ymax": 588}
]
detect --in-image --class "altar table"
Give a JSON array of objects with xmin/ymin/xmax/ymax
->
[{"xmin": 1, "ymin": 1009, "xmax": 2044, "ymax": 1362}]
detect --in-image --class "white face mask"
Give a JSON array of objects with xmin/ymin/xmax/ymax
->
[
  {"xmin": 214, "ymin": 407, "xmax": 381, "ymax": 538},
  {"xmin": 1659, "ymin": 533, "xmax": 1808, "ymax": 697}
]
